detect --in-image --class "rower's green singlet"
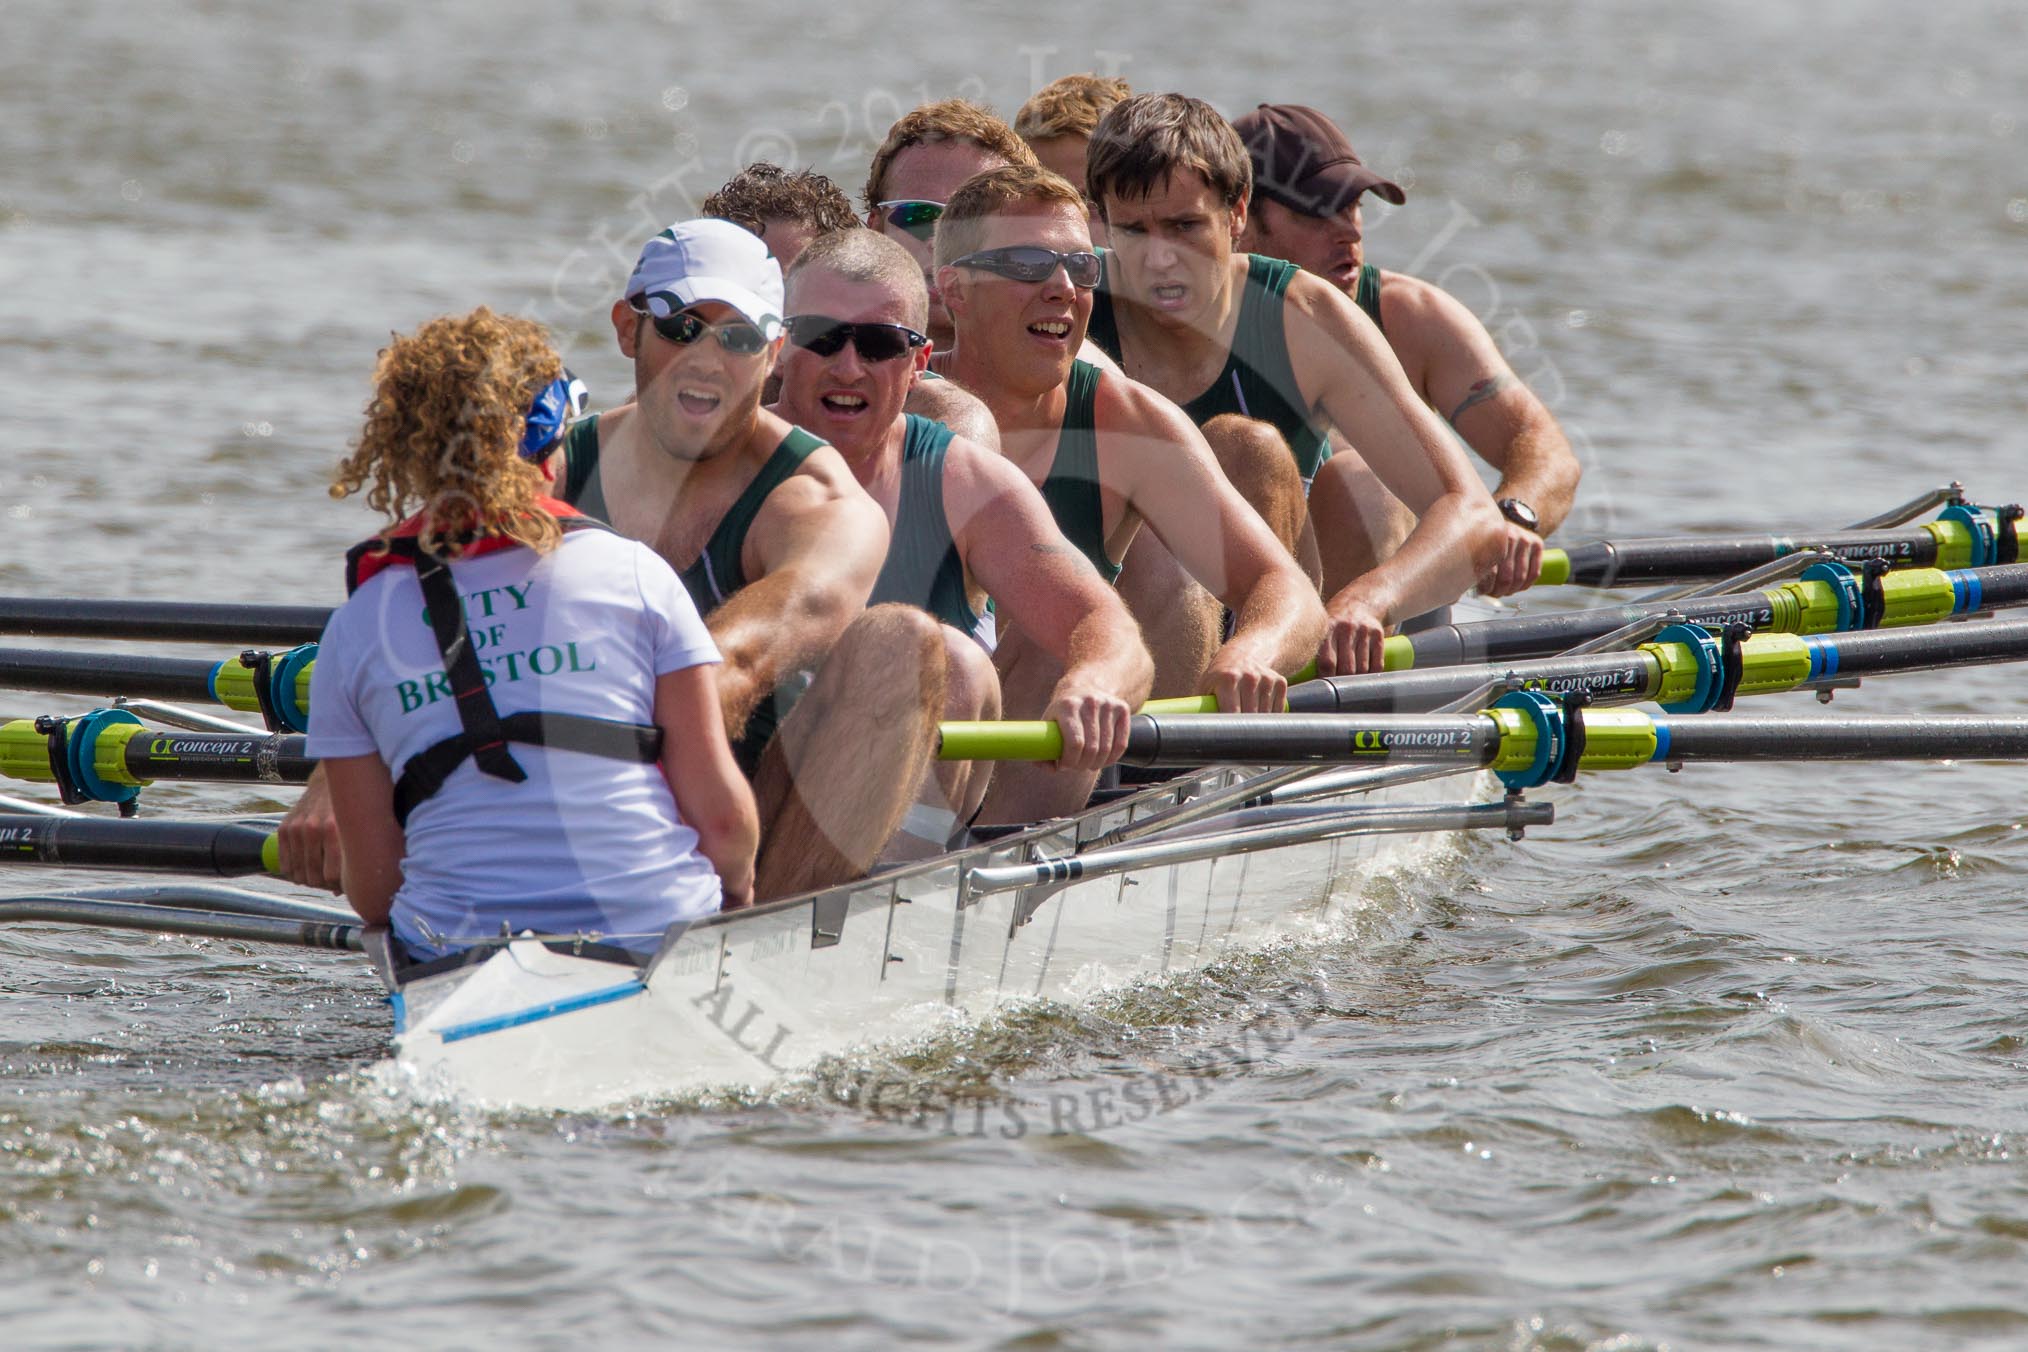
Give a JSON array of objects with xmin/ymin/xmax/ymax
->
[
  {"xmin": 1086, "ymin": 252, "xmax": 1333, "ymax": 485},
  {"xmin": 558, "ymin": 413, "xmax": 824, "ymax": 770},
  {"xmin": 1353, "ymin": 262, "xmax": 1384, "ymax": 333},
  {"xmin": 1036, "ymin": 359, "xmax": 1120, "ymax": 584},
  {"xmin": 872, "ymin": 414, "xmax": 991, "ymax": 645}
]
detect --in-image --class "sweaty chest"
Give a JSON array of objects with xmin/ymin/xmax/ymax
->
[{"xmin": 601, "ymin": 458, "xmax": 746, "ymax": 576}]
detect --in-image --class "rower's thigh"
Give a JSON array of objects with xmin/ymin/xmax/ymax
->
[
  {"xmin": 1310, "ymin": 445, "xmax": 1416, "ymax": 597},
  {"xmin": 1114, "ymin": 535, "xmax": 1219, "ymax": 700},
  {"xmin": 1201, "ymin": 413, "xmax": 1306, "ymax": 555}
]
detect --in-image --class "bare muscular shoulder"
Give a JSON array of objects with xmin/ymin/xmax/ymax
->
[
  {"xmin": 1370, "ymin": 269, "xmax": 1475, "ymax": 399},
  {"xmin": 904, "ymin": 377, "xmax": 1000, "ymax": 451},
  {"xmin": 742, "ymin": 432, "xmax": 888, "ymax": 589}
]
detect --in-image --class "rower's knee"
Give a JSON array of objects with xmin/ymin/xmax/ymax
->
[
  {"xmin": 1201, "ymin": 413, "xmax": 1305, "ymax": 549},
  {"xmin": 941, "ymin": 626, "xmax": 1000, "ymax": 722},
  {"xmin": 831, "ymin": 604, "xmax": 949, "ymax": 721}
]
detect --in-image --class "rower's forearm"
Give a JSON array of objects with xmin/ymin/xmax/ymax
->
[
  {"xmin": 696, "ymin": 802, "xmax": 759, "ymax": 904},
  {"xmin": 1224, "ymin": 576, "xmax": 1329, "ymax": 675},
  {"xmin": 1486, "ymin": 424, "xmax": 1581, "ymax": 536},
  {"xmin": 1331, "ymin": 496, "xmax": 1498, "ymax": 625},
  {"xmin": 1055, "ymin": 615, "xmax": 1154, "ymax": 709}
]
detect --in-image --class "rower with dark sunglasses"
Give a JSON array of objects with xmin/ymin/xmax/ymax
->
[
  {"xmin": 936, "ymin": 164, "xmax": 1325, "ymax": 826},
  {"xmin": 539, "ymin": 218, "xmax": 962, "ymax": 901},
  {"xmin": 770, "ymin": 228, "xmax": 1150, "ymax": 854}
]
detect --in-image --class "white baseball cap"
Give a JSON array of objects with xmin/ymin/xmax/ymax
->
[{"xmin": 624, "ymin": 219, "xmax": 785, "ymax": 336}]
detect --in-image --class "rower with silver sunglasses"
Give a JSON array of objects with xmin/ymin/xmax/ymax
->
[
  {"xmin": 936, "ymin": 163, "xmax": 1325, "ymax": 827},
  {"xmin": 862, "ymin": 99, "xmax": 1041, "ymax": 351},
  {"xmin": 545, "ymin": 218, "xmax": 974, "ymax": 900},
  {"xmin": 771, "ymin": 227, "xmax": 1150, "ymax": 857}
]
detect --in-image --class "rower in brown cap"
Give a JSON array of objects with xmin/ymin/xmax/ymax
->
[{"xmin": 1233, "ymin": 102, "xmax": 1582, "ymax": 606}]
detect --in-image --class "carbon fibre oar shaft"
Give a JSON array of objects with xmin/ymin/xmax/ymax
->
[
  {"xmin": 1392, "ymin": 561, "xmax": 2028, "ymax": 671},
  {"xmin": 0, "ymin": 597, "xmax": 331, "ymax": 645},
  {"xmin": 941, "ymin": 709, "xmax": 2028, "ymax": 775},
  {"xmin": 0, "ymin": 814, "xmax": 278, "ymax": 875},
  {"xmin": 0, "ymin": 648, "xmax": 227, "ymax": 702},
  {"xmin": 0, "ymin": 645, "xmax": 314, "ymax": 721},
  {"xmin": 0, "ymin": 717, "xmax": 311, "ymax": 799},
  {"xmin": 1293, "ymin": 615, "xmax": 2028, "ymax": 715},
  {"xmin": 0, "ymin": 897, "xmax": 359, "ymax": 949},
  {"xmin": 1537, "ymin": 502, "xmax": 2017, "ymax": 588}
]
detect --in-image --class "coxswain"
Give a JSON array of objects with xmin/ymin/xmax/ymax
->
[{"xmin": 305, "ymin": 307, "xmax": 757, "ymax": 961}]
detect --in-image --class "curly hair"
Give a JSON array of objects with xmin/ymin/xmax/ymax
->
[
  {"xmin": 1013, "ymin": 74, "xmax": 1134, "ymax": 142},
  {"xmin": 703, "ymin": 162, "xmax": 858, "ymax": 239},
  {"xmin": 331, "ymin": 307, "xmax": 564, "ymax": 560}
]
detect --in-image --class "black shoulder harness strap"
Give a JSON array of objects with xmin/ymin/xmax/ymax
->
[{"xmin": 348, "ymin": 522, "xmax": 663, "ymax": 826}]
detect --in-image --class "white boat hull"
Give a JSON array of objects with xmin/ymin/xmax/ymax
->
[{"xmin": 381, "ymin": 768, "xmax": 1488, "ymax": 1111}]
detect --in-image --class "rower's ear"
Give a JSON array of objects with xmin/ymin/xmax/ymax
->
[
  {"xmin": 613, "ymin": 300, "xmax": 642, "ymax": 359},
  {"xmin": 936, "ymin": 265, "xmax": 966, "ymax": 318},
  {"xmin": 1228, "ymin": 195, "xmax": 1249, "ymax": 245}
]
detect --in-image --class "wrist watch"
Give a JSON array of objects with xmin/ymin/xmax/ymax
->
[{"xmin": 1496, "ymin": 497, "xmax": 1539, "ymax": 533}]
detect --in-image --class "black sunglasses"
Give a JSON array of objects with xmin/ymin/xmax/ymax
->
[
  {"xmin": 629, "ymin": 303, "xmax": 772, "ymax": 355},
  {"xmin": 950, "ymin": 246, "xmax": 1102, "ymax": 289},
  {"xmin": 784, "ymin": 315, "xmax": 930, "ymax": 363},
  {"xmin": 876, "ymin": 199, "xmax": 944, "ymax": 243}
]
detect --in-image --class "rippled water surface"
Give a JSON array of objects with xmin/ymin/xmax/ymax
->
[{"xmin": 4, "ymin": 1, "xmax": 2027, "ymax": 1347}]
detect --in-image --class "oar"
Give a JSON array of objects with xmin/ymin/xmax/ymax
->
[
  {"xmin": 1285, "ymin": 614, "xmax": 2028, "ymax": 716},
  {"xmin": 1131, "ymin": 561, "xmax": 2028, "ymax": 714},
  {"xmin": 0, "ymin": 713, "xmax": 309, "ymax": 805},
  {"xmin": 0, "ymin": 597, "xmax": 331, "ymax": 645},
  {"xmin": 0, "ymin": 644, "xmax": 315, "ymax": 727},
  {"xmin": 941, "ymin": 708, "xmax": 2028, "ymax": 782},
  {"xmin": 1535, "ymin": 499, "xmax": 2018, "ymax": 589},
  {"xmin": 0, "ymin": 884, "xmax": 360, "ymax": 950},
  {"xmin": 0, "ymin": 813, "xmax": 278, "ymax": 875}
]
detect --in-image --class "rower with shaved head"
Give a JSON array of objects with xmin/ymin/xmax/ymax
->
[
  {"xmin": 1083, "ymin": 93, "xmax": 1508, "ymax": 677},
  {"xmin": 705, "ymin": 157, "xmax": 1003, "ymax": 451},
  {"xmin": 770, "ymin": 227, "xmax": 1150, "ymax": 846},
  {"xmin": 936, "ymin": 163, "xmax": 1325, "ymax": 822},
  {"xmin": 1234, "ymin": 103, "xmax": 1581, "ymax": 604}
]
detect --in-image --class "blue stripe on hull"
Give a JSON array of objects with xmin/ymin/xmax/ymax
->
[{"xmin": 435, "ymin": 979, "xmax": 646, "ymax": 1044}]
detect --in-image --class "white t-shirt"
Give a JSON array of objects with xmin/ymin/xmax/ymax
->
[{"xmin": 305, "ymin": 528, "xmax": 723, "ymax": 957}]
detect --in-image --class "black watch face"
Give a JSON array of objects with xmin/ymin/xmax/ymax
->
[{"xmin": 1498, "ymin": 498, "xmax": 1538, "ymax": 530}]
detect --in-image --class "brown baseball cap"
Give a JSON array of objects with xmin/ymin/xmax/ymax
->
[{"xmin": 1232, "ymin": 103, "xmax": 1405, "ymax": 217}]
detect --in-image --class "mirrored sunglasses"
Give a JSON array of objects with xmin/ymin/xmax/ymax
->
[
  {"xmin": 876, "ymin": 199, "xmax": 945, "ymax": 243},
  {"xmin": 950, "ymin": 246, "xmax": 1102, "ymax": 289},
  {"xmin": 630, "ymin": 304, "xmax": 771, "ymax": 355}
]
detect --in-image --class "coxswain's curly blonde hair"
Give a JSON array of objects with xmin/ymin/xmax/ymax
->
[{"xmin": 331, "ymin": 307, "xmax": 564, "ymax": 559}]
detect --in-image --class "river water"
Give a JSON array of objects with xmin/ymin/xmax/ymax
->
[{"xmin": 4, "ymin": 1, "xmax": 2026, "ymax": 1347}]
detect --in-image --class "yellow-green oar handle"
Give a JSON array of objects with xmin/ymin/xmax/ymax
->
[{"xmin": 1132, "ymin": 642, "xmax": 1414, "ymax": 717}]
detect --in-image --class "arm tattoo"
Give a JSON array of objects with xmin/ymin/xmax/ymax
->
[{"xmin": 1447, "ymin": 373, "xmax": 1518, "ymax": 426}]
